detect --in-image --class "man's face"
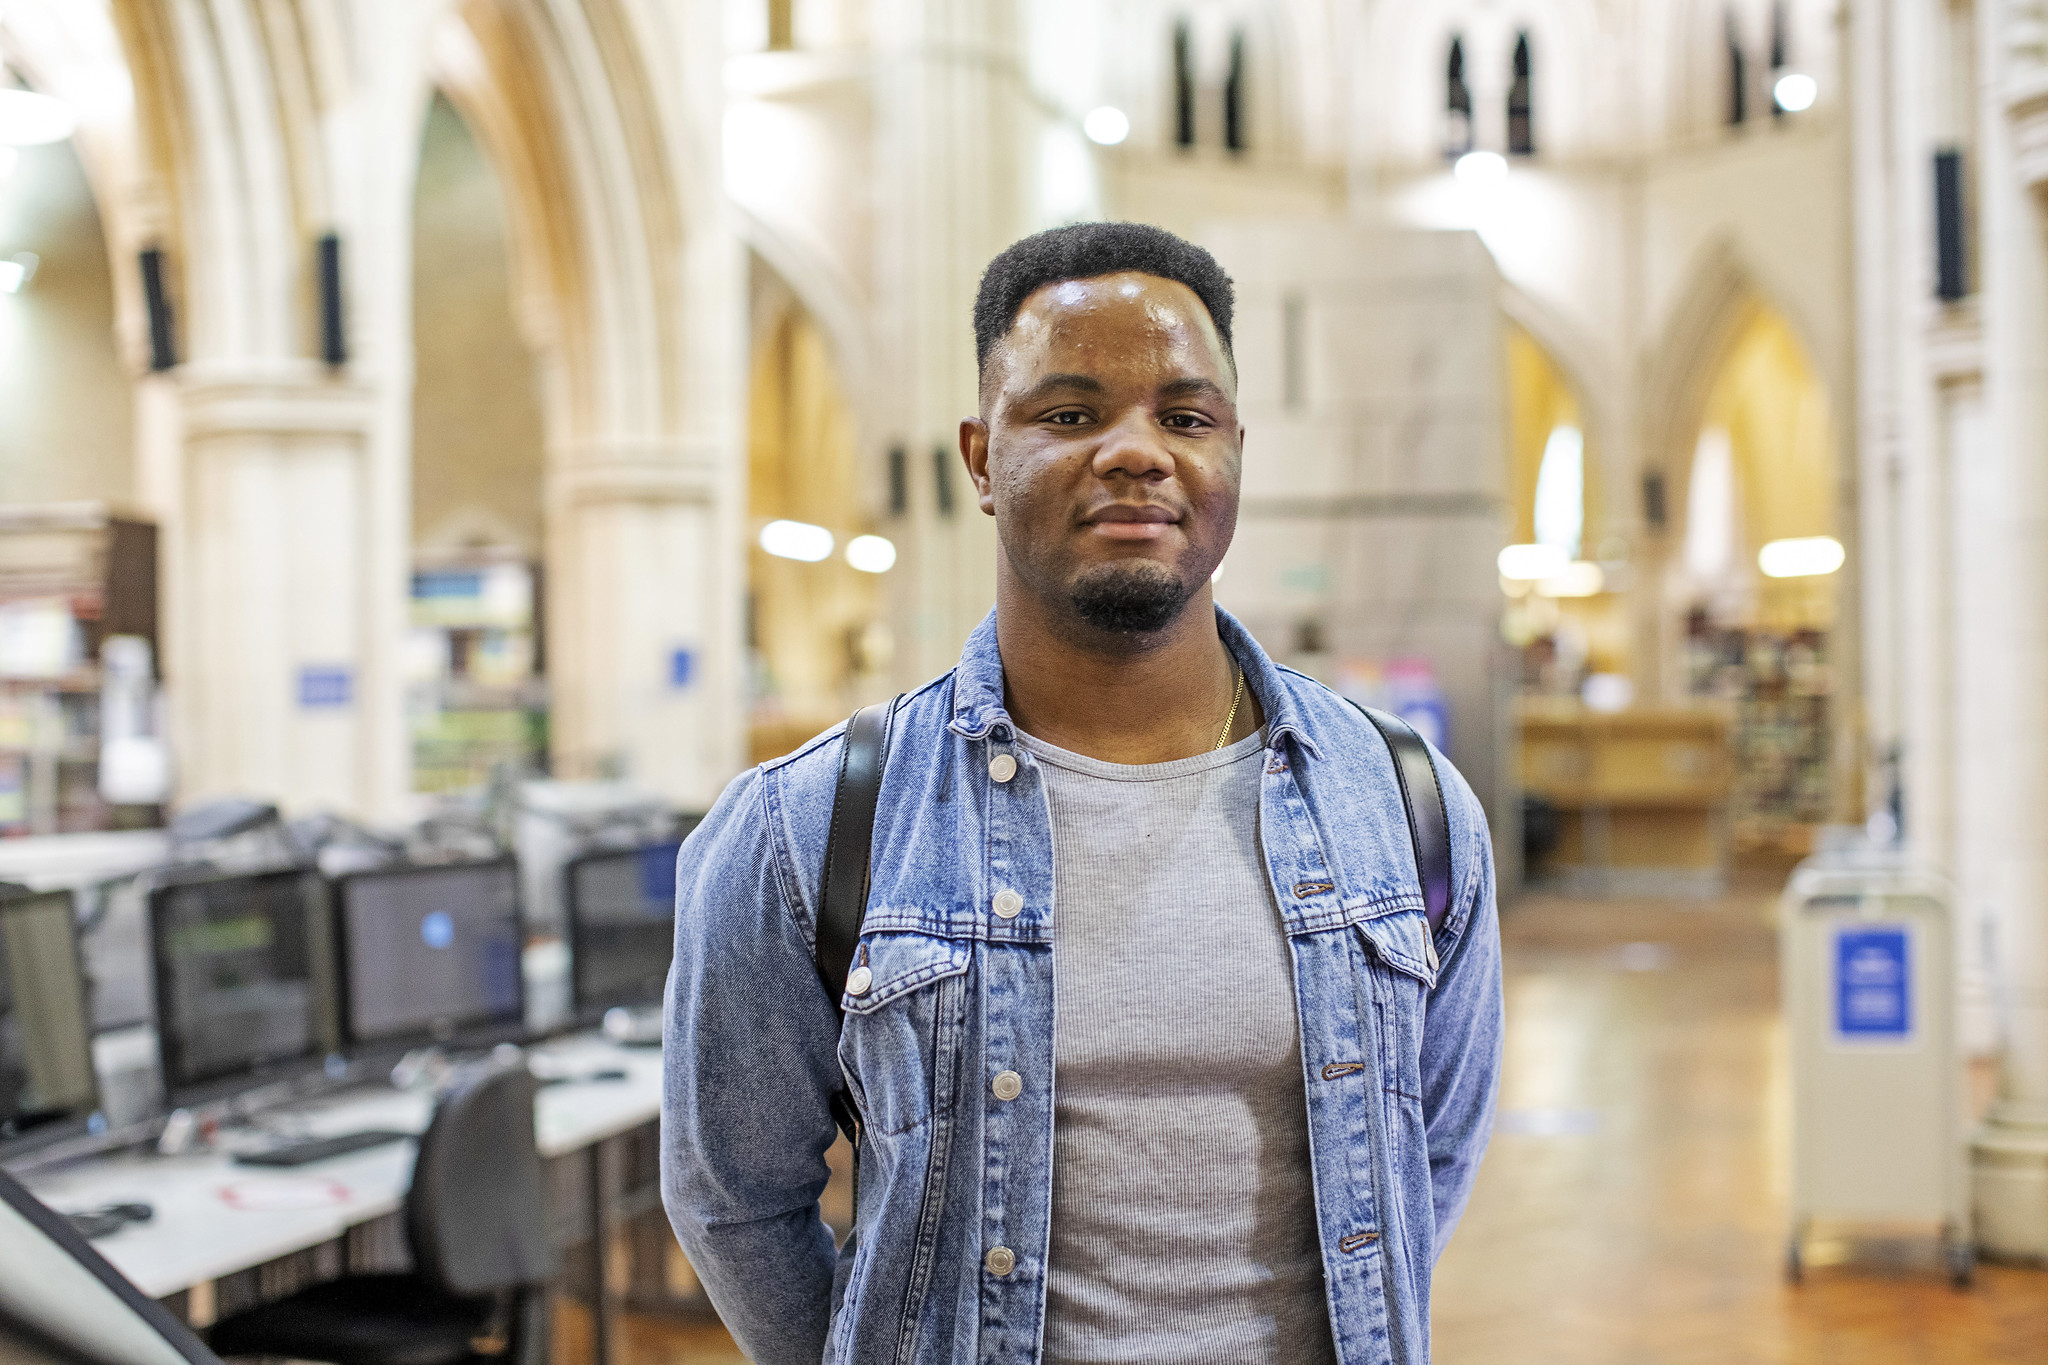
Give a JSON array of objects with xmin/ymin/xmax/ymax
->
[{"xmin": 963, "ymin": 271, "xmax": 1243, "ymax": 637}]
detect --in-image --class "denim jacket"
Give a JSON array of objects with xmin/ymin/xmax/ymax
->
[{"xmin": 662, "ymin": 607, "xmax": 1502, "ymax": 1365}]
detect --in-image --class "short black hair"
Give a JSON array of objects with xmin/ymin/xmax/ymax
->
[{"xmin": 972, "ymin": 222, "xmax": 1236, "ymax": 377}]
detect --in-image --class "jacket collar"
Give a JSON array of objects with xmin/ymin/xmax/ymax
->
[{"xmin": 945, "ymin": 604, "xmax": 1322, "ymax": 760}]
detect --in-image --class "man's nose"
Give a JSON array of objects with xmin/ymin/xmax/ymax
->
[{"xmin": 1090, "ymin": 410, "xmax": 1175, "ymax": 482}]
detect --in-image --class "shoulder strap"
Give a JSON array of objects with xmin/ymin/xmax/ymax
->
[
  {"xmin": 815, "ymin": 697, "xmax": 901, "ymax": 1018},
  {"xmin": 1352, "ymin": 703, "xmax": 1455, "ymax": 934}
]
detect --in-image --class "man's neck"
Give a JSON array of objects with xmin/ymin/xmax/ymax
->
[{"xmin": 993, "ymin": 578, "xmax": 1258, "ymax": 765}]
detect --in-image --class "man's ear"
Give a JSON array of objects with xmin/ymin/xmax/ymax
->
[{"xmin": 960, "ymin": 418, "xmax": 995, "ymax": 516}]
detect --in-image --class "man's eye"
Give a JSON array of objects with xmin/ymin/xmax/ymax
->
[
  {"xmin": 1047, "ymin": 411, "xmax": 1088, "ymax": 425},
  {"xmin": 1162, "ymin": 413, "xmax": 1207, "ymax": 429}
]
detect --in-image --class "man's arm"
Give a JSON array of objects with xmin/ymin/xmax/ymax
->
[
  {"xmin": 1417, "ymin": 769, "xmax": 1504, "ymax": 1258},
  {"xmin": 661, "ymin": 765, "xmax": 843, "ymax": 1365}
]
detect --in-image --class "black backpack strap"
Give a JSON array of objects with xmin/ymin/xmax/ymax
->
[
  {"xmin": 816, "ymin": 697, "xmax": 901, "ymax": 1018},
  {"xmin": 1353, "ymin": 703, "xmax": 1454, "ymax": 935}
]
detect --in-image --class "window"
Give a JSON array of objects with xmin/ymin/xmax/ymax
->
[
  {"xmin": 1174, "ymin": 20, "xmax": 1196, "ymax": 148},
  {"xmin": 1534, "ymin": 425, "xmax": 1585, "ymax": 561},
  {"xmin": 1726, "ymin": 11, "xmax": 1748, "ymax": 126},
  {"xmin": 1224, "ymin": 29, "xmax": 1247, "ymax": 153},
  {"xmin": 1508, "ymin": 32, "xmax": 1534, "ymax": 155},
  {"xmin": 1446, "ymin": 36, "xmax": 1473, "ymax": 157}
]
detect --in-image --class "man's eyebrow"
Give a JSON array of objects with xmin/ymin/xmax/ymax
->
[
  {"xmin": 1158, "ymin": 376, "xmax": 1230, "ymax": 403},
  {"xmin": 1013, "ymin": 372, "xmax": 1107, "ymax": 402}
]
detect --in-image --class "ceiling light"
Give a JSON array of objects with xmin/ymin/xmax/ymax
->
[
  {"xmin": 758, "ymin": 519, "xmax": 834, "ymax": 563},
  {"xmin": 0, "ymin": 90, "xmax": 77, "ymax": 146},
  {"xmin": 1083, "ymin": 106, "xmax": 1130, "ymax": 146},
  {"xmin": 1497, "ymin": 543, "xmax": 1569, "ymax": 581},
  {"xmin": 1758, "ymin": 535, "xmax": 1843, "ymax": 578},
  {"xmin": 0, "ymin": 254, "xmax": 37, "ymax": 294},
  {"xmin": 1454, "ymin": 150, "xmax": 1508, "ymax": 186},
  {"xmin": 845, "ymin": 534, "xmax": 897, "ymax": 574},
  {"xmin": 1773, "ymin": 72, "xmax": 1818, "ymax": 113},
  {"xmin": 1536, "ymin": 562, "xmax": 1606, "ymax": 598}
]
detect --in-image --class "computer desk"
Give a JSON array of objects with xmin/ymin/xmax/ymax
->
[{"xmin": 16, "ymin": 1031, "xmax": 672, "ymax": 1365}]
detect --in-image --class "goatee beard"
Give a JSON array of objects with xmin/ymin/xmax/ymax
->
[{"xmin": 1069, "ymin": 561, "xmax": 1193, "ymax": 635}]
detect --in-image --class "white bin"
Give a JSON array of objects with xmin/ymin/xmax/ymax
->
[{"xmin": 1781, "ymin": 852, "xmax": 1971, "ymax": 1284}]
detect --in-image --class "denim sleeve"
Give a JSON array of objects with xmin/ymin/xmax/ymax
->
[
  {"xmin": 1419, "ymin": 767, "xmax": 1504, "ymax": 1259},
  {"xmin": 661, "ymin": 764, "xmax": 843, "ymax": 1365}
]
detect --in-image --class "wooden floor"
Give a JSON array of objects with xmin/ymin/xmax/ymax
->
[{"xmin": 586, "ymin": 873, "xmax": 2048, "ymax": 1363}]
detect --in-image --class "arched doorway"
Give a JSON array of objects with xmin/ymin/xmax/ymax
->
[
  {"xmin": 746, "ymin": 263, "xmax": 891, "ymax": 763},
  {"xmin": 407, "ymin": 91, "xmax": 548, "ymax": 797},
  {"xmin": 1671, "ymin": 303, "xmax": 1839, "ymax": 849},
  {"xmin": 0, "ymin": 62, "xmax": 160, "ymax": 836}
]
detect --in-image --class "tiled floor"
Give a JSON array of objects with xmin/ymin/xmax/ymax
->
[
  {"xmin": 1432, "ymin": 882, "xmax": 2048, "ymax": 1364},
  {"xmin": 597, "ymin": 874, "xmax": 2048, "ymax": 1363}
]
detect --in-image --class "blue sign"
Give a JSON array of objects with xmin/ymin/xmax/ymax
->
[
  {"xmin": 1835, "ymin": 925, "xmax": 1912, "ymax": 1040},
  {"xmin": 298, "ymin": 665, "xmax": 353, "ymax": 708},
  {"xmin": 420, "ymin": 911, "xmax": 454, "ymax": 950},
  {"xmin": 669, "ymin": 648, "xmax": 696, "ymax": 689}
]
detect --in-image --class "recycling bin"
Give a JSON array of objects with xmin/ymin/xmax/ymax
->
[{"xmin": 1781, "ymin": 851, "xmax": 1971, "ymax": 1284}]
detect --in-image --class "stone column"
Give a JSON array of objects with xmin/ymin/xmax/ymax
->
[
  {"xmin": 1967, "ymin": 10, "xmax": 2048, "ymax": 1258},
  {"xmin": 869, "ymin": 0, "xmax": 1028, "ymax": 682},
  {"xmin": 165, "ymin": 372, "xmax": 407, "ymax": 818}
]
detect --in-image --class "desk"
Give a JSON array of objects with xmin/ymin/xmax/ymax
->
[{"xmin": 14, "ymin": 1032, "xmax": 671, "ymax": 1361}]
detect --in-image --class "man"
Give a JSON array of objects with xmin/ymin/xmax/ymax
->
[{"xmin": 663, "ymin": 222, "xmax": 1502, "ymax": 1365}]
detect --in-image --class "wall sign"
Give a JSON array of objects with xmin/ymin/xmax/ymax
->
[
  {"xmin": 298, "ymin": 665, "xmax": 354, "ymax": 709},
  {"xmin": 668, "ymin": 648, "xmax": 695, "ymax": 690},
  {"xmin": 1834, "ymin": 924, "xmax": 1912, "ymax": 1041}
]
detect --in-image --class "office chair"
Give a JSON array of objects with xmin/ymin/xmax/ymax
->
[{"xmin": 208, "ymin": 1064, "xmax": 555, "ymax": 1365}]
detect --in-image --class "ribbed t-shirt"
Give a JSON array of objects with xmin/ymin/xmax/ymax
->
[{"xmin": 1020, "ymin": 726, "xmax": 1338, "ymax": 1365}]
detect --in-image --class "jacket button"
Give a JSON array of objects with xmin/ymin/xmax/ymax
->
[
  {"xmin": 984, "ymin": 1246, "xmax": 1016, "ymax": 1276},
  {"xmin": 993, "ymin": 889, "xmax": 1023, "ymax": 919},
  {"xmin": 989, "ymin": 753, "xmax": 1017, "ymax": 782},
  {"xmin": 991, "ymin": 1070, "xmax": 1023, "ymax": 1101},
  {"xmin": 846, "ymin": 966, "xmax": 872, "ymax": 996}
]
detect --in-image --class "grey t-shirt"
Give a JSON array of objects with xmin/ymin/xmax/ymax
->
[{"xmin": 1022, "ymin": 726, "xmax": 1338, "ymax": 1365}]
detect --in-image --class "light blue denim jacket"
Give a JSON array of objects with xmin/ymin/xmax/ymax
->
[{"xmin": 662, "ymin": 607, "xmax": 1502, "ymax": 1365}]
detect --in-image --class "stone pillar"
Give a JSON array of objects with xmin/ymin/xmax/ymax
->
[
  {"xmin": 870, "ymin": 0, "xmax": 1027, "ymax": 682},
  {"xmin": 1967, "ymin": 19, "xmax": 2048, "ymax": 1256},
  {"xmin": 545, "ymin": 442, "xmax": 743, "ymax": 811},
  {"xmin": 164, "ymin": 372, "xmax": 408, "ymax": 818}
]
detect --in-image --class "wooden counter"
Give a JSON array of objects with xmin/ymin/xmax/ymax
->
[{"xmin": 1519, "ymin": 701, "xmax": 1734, "ymax": 895}]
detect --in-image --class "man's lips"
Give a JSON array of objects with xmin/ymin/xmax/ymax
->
[{"xmin": 1082, "ymin": 504, "xmax": 1179, "ymax": 542}]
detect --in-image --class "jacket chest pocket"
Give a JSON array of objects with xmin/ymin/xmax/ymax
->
[
  {"xmin": 838, "ymin": 930, "xmax": 972, "ymax": 1137},
  {"xmin": 1354, "ymin": 905, "xmax": 1439, "ymax": 1141}
]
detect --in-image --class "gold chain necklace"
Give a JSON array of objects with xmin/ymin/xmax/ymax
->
[{"xmin": 1212, "ymin": 667, "xmax": 1246, "ymax": 750}]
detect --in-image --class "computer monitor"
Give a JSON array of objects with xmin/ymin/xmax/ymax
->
[
  {"xmin": 0, "ymin": 890, "xmax": 100, "ymax": 1156},
  {"xmin": 565, "ymin": 833, "xmax": 691, "ymax": 1022},
  {"xmin": 334, "ymin": 859, "xmax": 524, "ymax": 1052},
  {"xmin": 148, "ymin": 871, "xmax": 333, "ymax": 1105}
]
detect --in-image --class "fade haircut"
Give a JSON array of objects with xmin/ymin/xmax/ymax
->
[{"xmin": 971, "ymin": 222, "xmax": 1236, "ymax": 386}]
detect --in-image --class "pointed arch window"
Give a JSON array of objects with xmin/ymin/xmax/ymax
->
[
  {"xmin": 1446, "ymin": 36, "xmax": 1473, "ymax": 157},
  {"xmin": 1508, "ymin": 32, "xmax": 1534, "ymax": 155},
  {"xmin": 1224, "ymin": 29, "xmax": 1247, "ymax": 152},
  {"xmin": 1173, "ymin": 20, "xmax": 1196, "ymax": 147},
  {"xmin": 1726, "ymin": 11, "xmax": 1749, "ymax": 125}
]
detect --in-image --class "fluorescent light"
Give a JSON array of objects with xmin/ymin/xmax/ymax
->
[
  {"xmin": 1537, "ymin": 561, "xmax": 1606, "ymax": 598},
  {"xmin": 1454, "ymin": 150, "xmax": 1508, "ymax": 186},
  {"xmin": 0, "ymin": 254, "xmax": 34, "ymax": 294},
  {"xmin": 1758, "ymin": 535, "xmax": 1843, "ymax": 578},
  {"xmin": 1497, "ymin": 543, "xmax": 1569, "ymax": 581},
  {"xmin": 758, "ymin": 519, "xmax": 834, "ymax": 562},
  {"xmin": 845, "ymin": 534, "xmax": 897, "ymax": 574},
  {"xmin": 1773, "ymin": 72, "xmax": 1818, "ymax": 113},
  {"xmin": 0, "ymin": 90, "xmax": 77, "ymax": 146},
  {"xmin": 1083, "ymin": 106, "xmax": 1130, "ymax": 146}
]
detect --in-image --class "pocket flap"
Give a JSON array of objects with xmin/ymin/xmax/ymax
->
[
  {"xmin": 1354, "ymin": 903, "xmax": 1438, "ymax": 988},
  {"xmin": 842, "ymin": 931, "xmax": 972, "ymax": 1014}
]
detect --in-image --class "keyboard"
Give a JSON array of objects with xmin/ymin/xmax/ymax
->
[{"xmin": 232, "ymin": 1129, "xmax": 415, "ymax": 1167}]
